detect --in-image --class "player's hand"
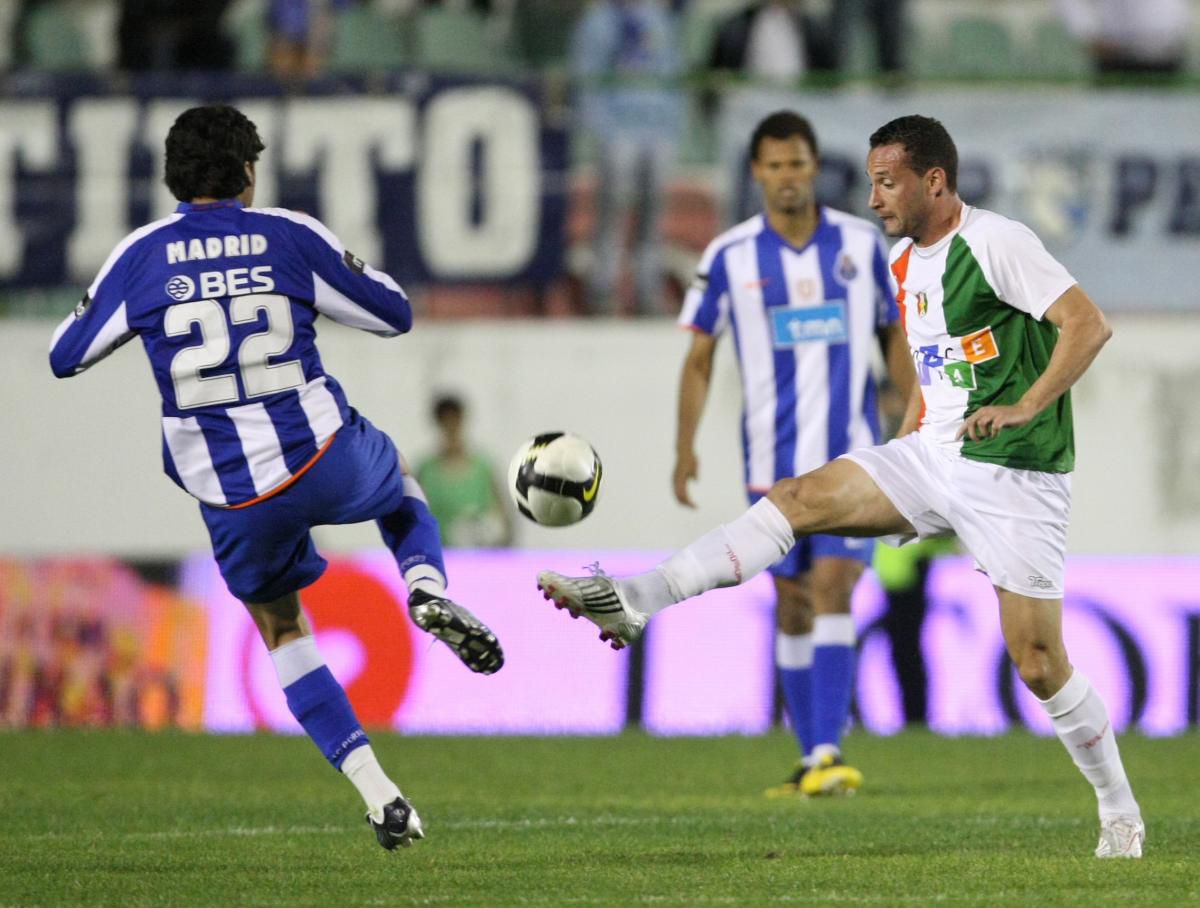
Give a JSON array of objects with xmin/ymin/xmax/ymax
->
[
  {"xmin": 956, "ymin": 401, "xmax": 1037, "ymax": 441},
  {"xmin": 673, "ymin": 451, "xmax": 699, "ymax": 508}
]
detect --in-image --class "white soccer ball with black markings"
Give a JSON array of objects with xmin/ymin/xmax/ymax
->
[{"xmin": 508, "ymin": 432, "xmax": 602, "ymax": 527}]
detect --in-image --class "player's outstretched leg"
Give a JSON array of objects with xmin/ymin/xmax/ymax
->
[
  {"xmin": 379, "ymin": 475, "xmax": 504, "ymax": 674},
  {"xmin": 537, "ymin": 498, "xmax": 795, "ymax": 649},
  {"xmin": 537, "ymin": 562, "xmax": 649, "ymax": 650}
]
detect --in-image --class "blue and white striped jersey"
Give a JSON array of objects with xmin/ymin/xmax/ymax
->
[
  {"xmin": 49, "ymin": 200, "xmax": 412, "ymax": 507},
  {"xmin": 678, "ymin": 209, "xmax": 898, "ymax": 491}
]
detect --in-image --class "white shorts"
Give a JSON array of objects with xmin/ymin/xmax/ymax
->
[{"xmin": 842, "ymin": 432, "xmax": 1072, "ymax": 599}]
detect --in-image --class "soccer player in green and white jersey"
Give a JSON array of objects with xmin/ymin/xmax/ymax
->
[{"xmin": 537, "ymin": 115, "xmax": 1144, "ymax": 858}]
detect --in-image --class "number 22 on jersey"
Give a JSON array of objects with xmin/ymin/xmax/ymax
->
[{"xmin": 165, "ymin": 294, "xmax": 305, "ymax": 409}]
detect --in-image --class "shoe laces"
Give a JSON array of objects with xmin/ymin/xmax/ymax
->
[{"xmin": 583, "ymin": 560, "xmax": 610, "ymax": 579}]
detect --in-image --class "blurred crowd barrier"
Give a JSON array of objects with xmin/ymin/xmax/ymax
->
[
  {"xmin": 3, "ymin": 552, "xmax": 1198, "ymax": 735},
  {"xmin": 1, "ymin": 78, "xmax": 1198, "ymax": 315}
]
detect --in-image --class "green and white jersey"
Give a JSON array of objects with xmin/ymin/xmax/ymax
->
[{"xmin": 890, "ymin": 205, "xmax": 1077, "ymax": 473}]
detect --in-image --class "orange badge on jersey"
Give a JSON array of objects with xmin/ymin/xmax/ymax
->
[{"xmin": 961, "ymin": 327, "xmax": 999, "ymax": 364}]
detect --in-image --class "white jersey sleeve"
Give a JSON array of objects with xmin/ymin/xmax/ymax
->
[{"xmin": 971, "ymin": 218, "xmax": 1076, "ymax": 321}]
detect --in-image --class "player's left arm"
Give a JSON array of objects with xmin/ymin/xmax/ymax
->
[
  {"xmin": 957, "ymin": 284, "xmax": 1111, "ymax": 441},
  {"xmin": 879, "ymin": 322, "xmax": 921, "ymax": 436},
  {"xmin": 48, "ymin": 248, "xmax": 136, "ymax": 378}
]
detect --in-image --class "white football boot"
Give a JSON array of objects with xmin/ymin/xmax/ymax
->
[
  {"xmin": 537, "ymin": 563, "xmax": 647, "ymax": 650},
  {"xmin": 1094, "ymin": 814, "xmax": 1145, "ymax": 858}
]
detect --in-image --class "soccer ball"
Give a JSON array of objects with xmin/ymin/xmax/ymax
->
[{"xmin": 508, "ymin": 432, "xmax": 602, "ymax": 526}]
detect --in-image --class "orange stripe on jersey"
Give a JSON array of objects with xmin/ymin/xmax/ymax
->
[
  {"xmin": 221, "ymin": 432, "xmax": 338, "ymax": 510},
  {"xmin": 890, "ymin": 243, "xmax": 914, "ymax": 331},
  {"xmin": 888, "ymin": 244, "xmax": 925, "ymax": 427}
]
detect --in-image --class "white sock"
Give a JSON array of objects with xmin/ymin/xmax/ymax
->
[
  {"xmin": 341, "ymin": 745, "xmax": 402, "ymax": 821},
  {"xmin": 812, "ymin": 614, "xmax": 856, "ymax": 647},
  {"xmin": 1039, "ymin": 670, "xmax": 1140, "ymax": 820},
  {"xmin": 655, "ymin": 498, "xmax": 795, "ymax": 603},
  {"xmin": 775, "ymin": 632, "xmax": 814, "ymax": 671},
  {"xmin": 616, "ymin": 567, "xmax": 675, "ymax": 617},
  {"xmin": 404, "ymin": 564, "xmax": 447, "ymax": 599},
  {"xmin": 269, "ymin": 634, "xmax": 324, "ymax": 686}
]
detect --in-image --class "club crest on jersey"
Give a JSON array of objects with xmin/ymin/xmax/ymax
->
[
  {"xmin": 837, "ymin": 253, "xmax": 858, "ymax": 283},
  {"xmin": 166, "ymin": 275, "xmax": 195, "ymax": 301},
  {"xmin": 916, "ymin": 292, "xmax": 929, "ymax": 317}
]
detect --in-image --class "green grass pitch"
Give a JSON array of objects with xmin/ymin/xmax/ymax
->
[{"xmin": 1, "ymin": 730, "xmax": 1197, "ymax": 906}]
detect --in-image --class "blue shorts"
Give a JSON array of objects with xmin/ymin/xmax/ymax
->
[
  {"xmin": 200, "ymin": 409, "xmax": 409, "ymax": 602},
  {"xmin": 747, "ymin": 490, "xmax": 874, "ymax": 578}
]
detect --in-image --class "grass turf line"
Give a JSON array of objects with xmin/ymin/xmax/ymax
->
[{"xmin": 0, "ymin": 730, "xmax": 1197, "ymax": 907}]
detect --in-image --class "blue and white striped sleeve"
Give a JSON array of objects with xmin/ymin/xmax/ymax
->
[
  {"xmin": 49, "ymin": 237, "xmax": 137, "ymax": 378},
  {"xmin": 677, "ymin": 242, "xmax": 731, "ymax": 337},
  {"xmin": 275, "ymin": 210, "xmax": 412, "ymax": 337}
]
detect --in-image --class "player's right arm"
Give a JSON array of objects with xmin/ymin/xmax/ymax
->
[
  {"xmin": 674, "ymin": 331, "xmax": 718, "ymax": 507},
  {"xmin": 48, "ymin": 239, "xmax": 137, "ymax": 378},
  {"xmin": 673, "ymin": 242, "xmax": 731, "ymax": 507},
  {"xmin": 276, "ymin": 209, "xmax": 412, "ymax": 336}
]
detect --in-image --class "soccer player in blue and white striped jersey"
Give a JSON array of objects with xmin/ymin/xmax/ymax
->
[
  {"xmin": 49, "ymin": 105, "xmax": 504, "ymax": 851},
  {"xmin": 672, "ymin": 111, "xmax": 917, "ymax": 798}
]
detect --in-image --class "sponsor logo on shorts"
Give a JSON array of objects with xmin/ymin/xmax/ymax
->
[{"xmin": 1027, "ymin": 574, "xmax": 1054, "ymax": 590}]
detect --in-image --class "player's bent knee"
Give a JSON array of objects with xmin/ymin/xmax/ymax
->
[{"xmin": 766, "ymin": 473, "xmax": 838, "ymax": 532}]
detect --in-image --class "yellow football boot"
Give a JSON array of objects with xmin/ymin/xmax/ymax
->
[
  {"xmin": 798, "ymin": 753, "xmax": 863, "ymax": 797},
  {"xmin": 763, "ymin": 761, "xmax": 809, "ymax": 799}
]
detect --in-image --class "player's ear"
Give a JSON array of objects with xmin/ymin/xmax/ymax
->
[{"xmin": 927, "ymin": 166, "xmax": 945, "ymax": 197}]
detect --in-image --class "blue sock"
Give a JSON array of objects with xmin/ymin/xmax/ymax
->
[
  {"xmin": 272, "ymin": 637, "xmax": 369, "ymax": 770},
  {"xmin": 284, "ymin": 667, "xmax": 369, "ymax": 769},
  {"xmin": 776, "ymin": 632, "xmax": 814, "ymax": 759},
  {"xmin": 378, "ymin": 475, "xmax": 447, "ymax": 594},
  {"xmin": 811, "ymin": 615, "xmax": 857, "ymax": 752}
]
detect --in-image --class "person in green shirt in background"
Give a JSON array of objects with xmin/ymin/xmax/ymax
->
[
  {"xmin": 416, "ymin": 394, "xmax": 514, "ymax": 548},
  {"xmin": 873, "ymin": 535, "xmax": 957, "ymax": 726}
]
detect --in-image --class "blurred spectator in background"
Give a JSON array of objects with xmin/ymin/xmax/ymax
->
[
  {"xmin": 267, "ymin": 0, "xmax": 351, "ymax": 79},
  {"xmin": 827, "ymin": 0, "xmax": 908, "ymax": 79},
  {"xmin": 1056, "ymin": 0, "xmax": 1190, "ymax": 77},
  {"xmin": 416, "ymin": 394, "xmax": 513, "ymax": 548},
  {"xmin": 707, "ymin": 0, "xmax": 840, "ymax": 85},
  {"xmin": 118, "ymin": 0, "xmax": 235, "ymax": 70},
  {"xmin": 571, "ymin": 0, "xmax": 684, "ymax": 316}
]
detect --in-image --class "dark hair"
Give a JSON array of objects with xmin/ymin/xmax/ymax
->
[
  {"xmin": 750, "ymin": 110, "xmax": 819, "ymax": 162},
  {"xmin": 868, "ymin": 115, "xmax": 958, "ymax": 192},
  {"xmin": 432, "ymin": 394, "xmax": 464, "ymax": 422},
  {"xmin": 164, "ymin": 105, "xmax": 265, "ymax": 202}
]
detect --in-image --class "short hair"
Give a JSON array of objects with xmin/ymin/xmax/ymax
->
[
  {"xmin": 868, "ymin": 115, "xmax": 958, "ymax": 192},
  {"xmin": 432, "ymin": 394, "xmax": 464, "ymax": 422},
  {"xmin": 750, "ymin": 110, "xmax": 819, "ymax": 162},
  {"xmin": 164, "ymin": 105, "xmax": 265, "ymax": 202}
]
